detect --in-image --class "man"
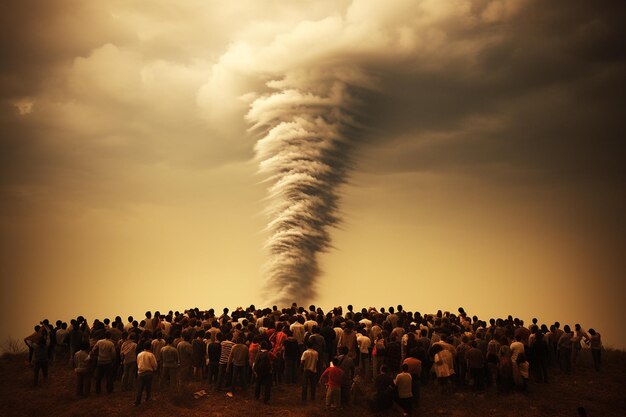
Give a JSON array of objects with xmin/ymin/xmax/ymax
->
[
  {"xmin": 177, "ymin": 334, "xmax": 193, "ymax": 387},
  {"xmin": 466, "ymin": 341, "xmax": 485, "ymax": 391},
  {"xmin": 228, "ymin": 337, "xmax": 249, "ymax": 390},
  {"xmin": 301, "ymin": 340, "xmax": 319, "ymax": 401},
  {"xmin": 394, "ymin": 364, "xmax": 413, "ymax": 416},
  {"xmin": 320, "ymin": 358, "xmax": 345, "ymax": 409},
  {"xmin": 134, "ymin": 342, "xmax": 158, "ymax": 406},
  {"xmin": 217, "ymin": 334, "xmax": 235, "ymax": 390},
  {"xmin": 160, "ymin": 337, "xmax": 179, "ymax": 390},
  {"xmin": 253, "ymin": 341, "xmax": 273, "ymax": 403},
  {"xmin": 94, "ymin": 331, "xmax": 117, "ymax": 393},
  {"xmin": 120, "ymin": 334, "xmax": 138, "ymax": 391},
  {"xmin": 402, "ymin": 349, "xmax": 422, "ymax": 405}
]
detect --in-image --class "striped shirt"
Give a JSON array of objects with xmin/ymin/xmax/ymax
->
[{"xmin": 219, "ymin": 340, "xmax": 235, "ymax": 365}]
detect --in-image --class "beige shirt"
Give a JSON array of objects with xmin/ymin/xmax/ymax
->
[
  {"xmin": 137, "ymin": 351, "xmax": 158, "ymax": 374},
  {"xmin": 300, "ymin": 349, "xmax": 318, "ymax": 372}
]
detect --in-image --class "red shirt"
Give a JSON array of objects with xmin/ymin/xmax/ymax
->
[
  {"xmin": 402, "ymin": 357, "xmax": 422, "ymax": 375},
  {"xmin": 321, "ymin": 365, "xmax": 345, "ymax": 388}
]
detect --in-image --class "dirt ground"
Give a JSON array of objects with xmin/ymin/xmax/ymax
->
[{"xmin": 0, "ymin": 349, "xmax": 625, "ymax": 417}]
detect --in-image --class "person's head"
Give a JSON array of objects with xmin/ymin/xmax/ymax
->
[
  {"xmin": 402, "ymin": 363, "xmax": 409, "ymax": 372},
  {"xmin": 80, "ymin": 341, "xmax": 90, "ymax": 352},
  {"xmin": 564, "ymin": 325, "xmax": 571, "ymax": 333},
  {"xmin": 143, "ymin": 341, "xmax": 152, "ymax": 351},
  {"xmin": 331, "ymin": 358, "xmax": 339, "ymax": 366},
  {"xmin": 588, "ymin": 328, "xmax": 596, "ymax": 336},
  {"xmin": 128, "ymin": 316, "xmax": 133, "ymax": 323},
  {"xmin": 575, "ymin": 323, "xmax": 581, "ymax": 331},
  {"xmin": 260, "ymin": 341, "xmax": 271, "ymax": 350},
  {"xmin": 105, "ymin": 331, "xmax": 111, "ymax": 339}
]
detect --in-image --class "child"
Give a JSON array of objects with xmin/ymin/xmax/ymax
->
[{"xmin": 320, "ymin": 358, "xmax": 345, "ymax": 409}]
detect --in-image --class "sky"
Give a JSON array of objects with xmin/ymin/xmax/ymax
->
[{"xmin": 1, "ymin": 1, "xmax": 625, "ymax": 348}]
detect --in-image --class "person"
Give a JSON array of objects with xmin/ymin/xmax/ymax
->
[
  {"xmin": 371, "ymin": 365, "xmax": 395, "ymax": 412},
  {"xmin": 432, "ymin": 344, "xmax": 454, "ymax": 393},
  {"xmin": 356, "ymin": 329, "xmax": 371, "ymax": 380},
  {"xmin": 372, "ymin": 333, "xmax": 386, "ymax": 378},
  {"xmin": 402, "ymin": 348, "xmax": 422, "ymax": 405},
  {"xmin": 94, "ymin": 331, "xmax": 117, "ymax": 393},
  {"xmin": 466, "ymin": 341, "xmax": 485, "ymax": 391},
  {"xmin": 160, "ymin": 337, "xmax": 179, "ymax": 390},
  {"xmin": 301, "ymin": 340, "xmax": 319, "ymax": 401},
  {"xmin": 32, "ymin": 331, "xmax": 49, "ymax": 386},
  {"xmin": 515, "ymin": 352, "xmax": 529, "ymax": 393},
  {"xmin": 217, "ymin": 333, "xmax": 235, "ymax": 390},
  {"xmin": 283, "ymin": 330, "xmax": 300, "ymax": 385},
  {"xmin": 228, "ymin": 337, "xmax": 249, "ymax": 390},
  {"xmin": 532, "ymin": 332, "xmax": 549, "ymax": 383},
  {"xmin": 177, "ymin": 334, "xmax": 193, "ymax": 387},
  {"xmin": 192, "ymin": 330, "xmax": 206, "ymax": 380},
  {"xmin": 571, "ymin": 324, "xmax": 589, "ymax": 367},
  {"xmin": 320, "ymin": 358, "xmax": 345, "ymax": 409},
  {"xmin": 253, "ymin": 341, "xmax": 273, "ymax": 403},
  {"xmin": 497, "ymin": 344, "xmax": 514, "ymax": 393},
  {"xmin": 120, "ymin": 334, "xmax": 138, "ymax": 391},
  {"xmin": 73, "ymin": 341, "xmax": 91, "ymax": 396},
  {"xmin": 351, "ymin": 367, "xmax": 367, "ymax": 404},
  {"xmin": 134, "ymin": 342, "xmax": 158, "ymax": 406},
  {"xmin": 588, "ymin": 329, "xmax": 602, "ymax": 371},
  {"xmin": 558, "ymin": 325, "xmax": 573, "ymax": 374},
  {"xmin": 206, "ymin": 334, "xmax": 221, "ymax": 385},
  {"xmin": 336, "ymin": 346, "xmax": 355, "ymax": 405},
  {"xmin": 394, "ymin": 363, "xmax": 413, "ymax": 416}
]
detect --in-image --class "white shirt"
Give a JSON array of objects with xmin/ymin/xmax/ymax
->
[
  {"xmin": 357, "ymin": 334, "xmax": 371, "ymax": 354},
  {"xmin": 137, "ymin": 351, "xmax": 158, "ymax": 374},
  {"xmin": 510, "ymin": 341, "xmax": 525, "ymax": 361}
]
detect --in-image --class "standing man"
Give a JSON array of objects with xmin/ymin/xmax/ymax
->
[
  {"xmin": 134, "ymin": 342, "xmax": 158, "ymax": 406},
  {"xmin": 301, "ymin": 340, "xmax": 319, "ymax": 401},
  {"xmin": 94, "ymin": 331, "xmax": 117, "ymax": 394}
]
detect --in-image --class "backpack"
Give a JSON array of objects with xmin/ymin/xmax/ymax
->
[{"xmin": 254, "ymin": 351, "xmax": 272, "ymax": 376}]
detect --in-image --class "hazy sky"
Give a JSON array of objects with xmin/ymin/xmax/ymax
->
[{"xmin": 1, "ymin": 1, "xmax": 625, "ymax": 348}]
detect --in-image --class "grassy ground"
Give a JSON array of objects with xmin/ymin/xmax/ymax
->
[{"xmin": 0, "ymin": 349, "xmax": 625, "ymax": 417}]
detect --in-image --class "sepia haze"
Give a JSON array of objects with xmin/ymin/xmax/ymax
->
[{"xmin": 0, "ymin": 1, "xmax": 625, "ymax": 348}]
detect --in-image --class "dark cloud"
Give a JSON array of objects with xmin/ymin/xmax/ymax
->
[{"xmin": 362, "ymin": 0, "xmax": 626, "ymax": 187}]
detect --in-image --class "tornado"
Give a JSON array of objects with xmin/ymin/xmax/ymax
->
[{"xmin": 247, "ymin": 79, "xmax": 364, "ymax": 307}]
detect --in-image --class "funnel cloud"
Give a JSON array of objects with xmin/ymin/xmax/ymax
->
[{"xmin": 248, "ymin": 81, "xmax": 365, "ymax": 305}]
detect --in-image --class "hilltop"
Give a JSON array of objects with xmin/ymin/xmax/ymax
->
[{"xmin": 0, "ymin": 349, "xmax": 625, "ymax": 417}]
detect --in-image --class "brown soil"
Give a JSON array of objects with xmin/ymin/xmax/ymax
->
[{"xmin": 1, "ymin": 349, "xmax": 625, "ymax": 417}]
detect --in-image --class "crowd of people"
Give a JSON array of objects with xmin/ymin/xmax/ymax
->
[{"xmin": 23, "ymin": 304, "xmax": 603, "ymax": 414}]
